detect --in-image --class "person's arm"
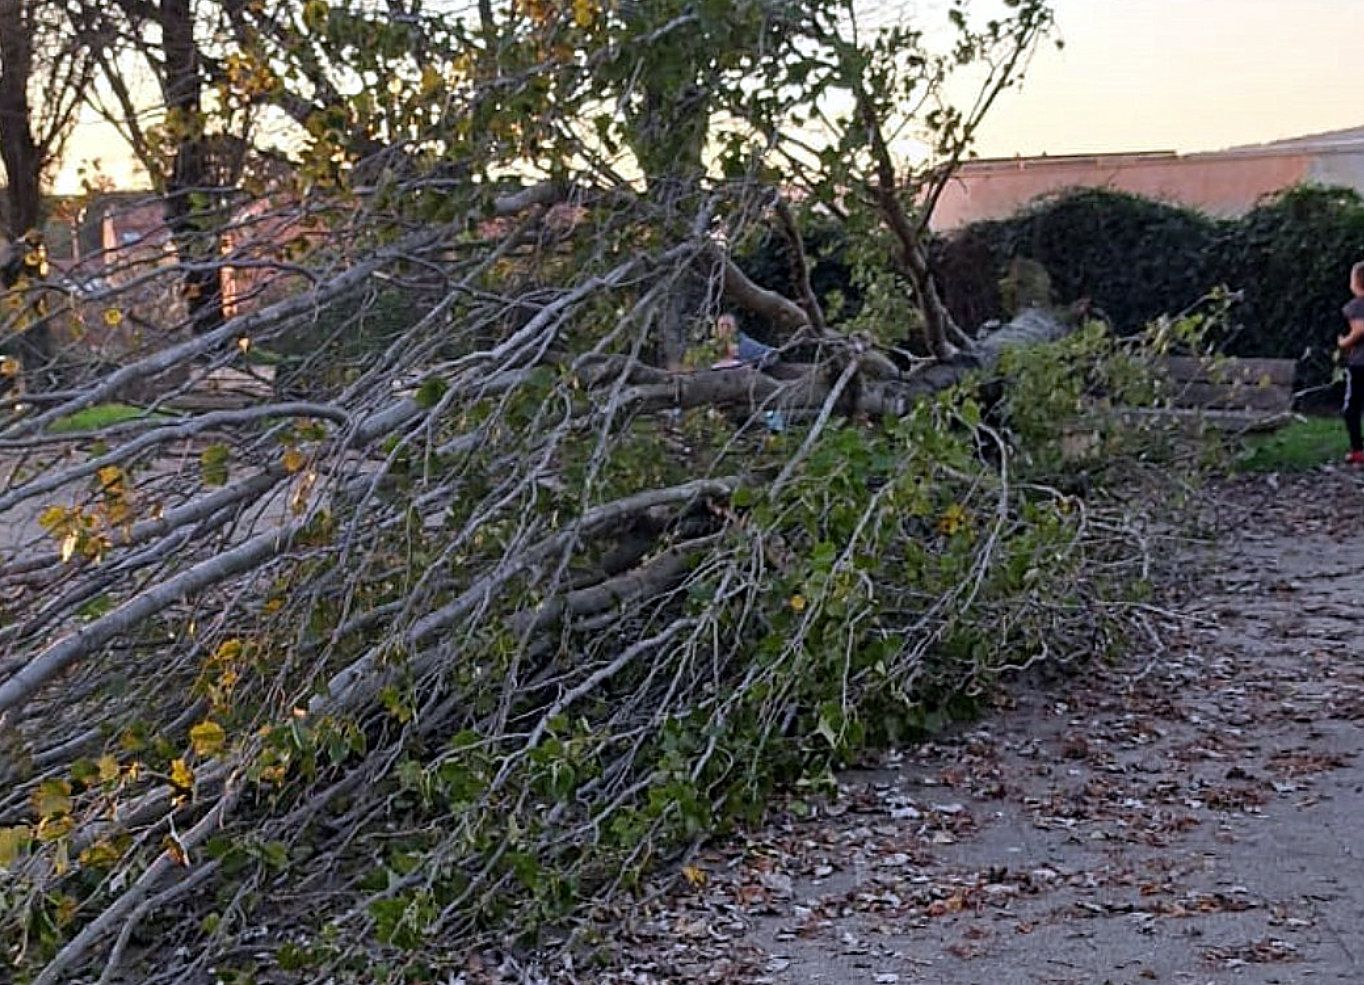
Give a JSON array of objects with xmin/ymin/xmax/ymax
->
[{"xmin": 1341, "ymin": 318, "xmax": 1364, "ymax": 349}]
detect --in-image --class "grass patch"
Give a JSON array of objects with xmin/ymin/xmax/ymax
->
[
  {"xmin": 48, "ymin": 403, "xmax": 177, "ymax": 434},
  {"xmin": 1237, "ymin": 415, "xmax": 1348, "ymax": 472}
]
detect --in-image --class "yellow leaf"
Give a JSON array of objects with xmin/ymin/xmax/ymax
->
[
  {"xmin": 282, "ymin": 447, "xmax": 306, "ymax": 474},
  {"xmin": 0, "ymin": 356, "xmax": 19, "ymax": 377},
  {"xmin": 789, "ymin": 594, "xmax": 807, "ymax": 613},
  {"xmin": 215, "ymin": 638, "xmax": 244, "ymax": 662},
  {"xmin": 189, "ymin": 720, "xmax": 226, "ymax": 757},
  {"xmin": 81, "ymin": 532, "xmax": 111, "ymax": 563},
  {"xmin": 59, "ymin": 529, "xmax": 79, "ymax": 563},
  {"xmin": 36, "ymin": 813, "xmax": 74, "ymax": 842},
  {"xmin": 290, "ymin": 471, "xmax": 317, "ymax": 515},
  {"xmin": 937, "ymin": 502, "xmax": 970, "ymax": 537},
  {"xmin": 236, "ymin": 335, "xmax": 252, "ymax": 355},
  {"xmin": 302, "ymin": 0, "xmax": 328, "ymax": 31},
  {"xmin": 162, "ymin": 834, "xmax": 190, "ymax": 867},
  {"xmin": 169, "ymin": 758, "xmax": 195, "ymax": 792},
  {"xmin": 52, "ymin": 891, "xmax": 77, "ymax": 924},
  {"xmin": 572, "ymin": 0, "xmax": 596, "ymax": 28},
  {"xmin": 32, "ymin": 779, "xmax": 71, "ymax": 818},
  {"xmin": 38, "ymin": 505, "xmax": 68, "ymax": 532},
  {"xmin": 0, "ymin": 826, "xmax": 32, "ymax": 867},
  {"xmin": 102, "ymin": 307, "xmax": 124, "ymax": 328},
  {"xmin": 200, "ymin": 443, "xmax": 231, "ymax": 487},
  {"xmin": 79, "ymin": 839, "xmax": 123, "ymax": 868},
  {"xmin": 681, "ymin": 864, "xmax": 708, "ymax": 887},
  {"xmin": 419, "ymin": 64, "xmax": 441, "ymax": 95},
  {"xmin": 97, "ymin": 465, "xmax": 124, "ymax": 493}
]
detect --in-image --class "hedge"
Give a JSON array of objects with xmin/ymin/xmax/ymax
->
[{"xmin": 739, "ymin": 185, "xmax": 1364, "ymax": 398}]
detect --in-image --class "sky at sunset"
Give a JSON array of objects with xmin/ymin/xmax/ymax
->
[
  {"xmin": 970, "ymin": 0, "xmax": 1364, "ymax": 158},
  {"xmin": 52, "ymin": 0, "xmax": 1364, "ymax": 192}
]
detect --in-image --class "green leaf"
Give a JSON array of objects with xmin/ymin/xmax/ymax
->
[
  {"xmin": 77, "ymin": 594, "xmax": 113, "ymax": 620},
  {"xmin": 200, "ymin": 443, "xmax": 231, "ymax": 487},
  {"xmin": 815, "ymin": 712, "xmax": 838, "ymax": 749},
  {"xmin": 259, "ymin": 840, "xmax": 289, "ymax": 871},
  {"xmin": 415, "ymin": 376, "xmax": 448, "ymax": 410}
]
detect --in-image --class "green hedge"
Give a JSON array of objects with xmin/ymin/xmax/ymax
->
[
  {"xmin": 739, "ymin": 185, "xmax": 1364, "ymax": 398},
  {"xmin": 934, "ymin": 188, "xmax": 1220, "ymax": 332},
  {"xmin": 1212, "ymin": 186, "xmax": 1364, "ymax": 389},
  {"xmin": 937, "ymin": 185, "xmax": 1364, "ymax": 396}
]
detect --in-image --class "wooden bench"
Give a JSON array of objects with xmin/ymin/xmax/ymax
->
[
  {"xmin": 166, "ymin": 365, "xmax": 276, "ymax": 412},
  {"xmin": 1155, "ymin": 356, "xmax": 1296, "ymax": 418},
  {"xmin": 1064, "ymin": 354, "xmax": 1298, "ymax": 461}
]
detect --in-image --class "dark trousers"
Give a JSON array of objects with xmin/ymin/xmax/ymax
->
[{"xmin": 1345, "ymin": 366, "xmax": 1364, "ymax": 452}]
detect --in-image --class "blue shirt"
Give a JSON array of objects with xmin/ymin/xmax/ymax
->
[{"xmin": 736, "ymin": 332, "xmax": 778, "ymax": 368}]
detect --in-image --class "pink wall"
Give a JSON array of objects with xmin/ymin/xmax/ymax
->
[{"xmin": 933, "ymin": 151, "xmax": 1316, "ymax": 230}]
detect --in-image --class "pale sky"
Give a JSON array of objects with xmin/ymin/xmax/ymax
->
[
  {"xmin": 971, "ymin": 0, "xmax": 1364, "ymax": 158},
  {"xmin": 54, "ymin": 0, "xmax": 1364, "ymax": 192}
]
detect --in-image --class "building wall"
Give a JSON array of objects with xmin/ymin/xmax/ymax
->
[
  {"xmin": 932, "ymin": 151, "xmax": 1319, "ymax": 230},
  {"xmin": 1306, "ymin": 151, "xmax": 1364, "ymax": 190}
]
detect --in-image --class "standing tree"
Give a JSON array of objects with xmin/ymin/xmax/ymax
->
[
  {"xmin": 0, "ymin": 0, "xmax": 93, "ymax": 383},
  {"xmin": 69, "ymin": 0, "xmax": 237, "ymax": 335}
]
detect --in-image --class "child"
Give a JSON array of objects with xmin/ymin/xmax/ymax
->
[
  {"xmin": 1340, "ymin": 262, "xmax": 1364, "ymax": 465},
  {"xmin": 711, "ymin": 313, "xmax": 778, "ymax": 370}
]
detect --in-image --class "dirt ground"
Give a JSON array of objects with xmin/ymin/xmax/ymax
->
[{"xmin": 585, "ymin": 468, "xmax": 1364, "ymax": 985}]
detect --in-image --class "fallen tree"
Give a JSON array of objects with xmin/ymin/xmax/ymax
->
[
  {"xmin": 0, "ymin": 3, "xmax": 1202, "ymax": 983},
  {"xmin": 0, "ymin": 208, "xmax": 1175, "ymax": 984}
]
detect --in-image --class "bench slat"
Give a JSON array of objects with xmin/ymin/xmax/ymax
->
[
  {"xmin": 1157, "ymin": 356, "xmax": 1297, "ymax": 388},
  {"xmin": 1164, "ymin": 381, "xmax": 1293, "ymax": 413}
]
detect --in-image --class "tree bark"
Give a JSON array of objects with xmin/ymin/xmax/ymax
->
[
  {"xmin": 0, "ymin": 0, "xmax": 54, "ymax": 384},
  {"xmin": 0, "ymin": 0, "xmax": 41, "ymax": 239},
  {"xmin": 159, "ymin": 0, "xmax": 226, "ymax": 336},
  {"xmin": 855, "ymin": 89, "xmax": 966, "ymax": 360}
]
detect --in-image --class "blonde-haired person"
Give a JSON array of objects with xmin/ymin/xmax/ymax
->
[
  {"xmin": 711, "ymin": 313, "xmax": 777, "ymax": 370},
  {"xmin": 1339, "ymin": 261, "xmax": 1364, "ymax": 465}
]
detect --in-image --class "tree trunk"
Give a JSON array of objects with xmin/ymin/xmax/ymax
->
[
  {"xmin": 0, "ymin": 0, "xmax": 54, "ymax": 385},
  {"xmin": 160, "ymin": 0, "xmax": 225, "ymax": 336}
]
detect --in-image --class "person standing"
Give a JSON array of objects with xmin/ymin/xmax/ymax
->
[{"xmin": 1339, "ymin": 262, "xmax": 1364, "ymax": 465}]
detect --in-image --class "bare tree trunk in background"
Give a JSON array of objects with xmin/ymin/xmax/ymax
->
[
  {"xmin": 159, "ymin": 0, "xmax": 225, "ymax": 336},
  {"xmin": 0, "ymin": 0, "xmax": 54, "ymax": 381}
]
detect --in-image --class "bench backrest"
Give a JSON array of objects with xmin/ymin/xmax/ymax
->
[{"xmin": 1155, "ymin": 356, "xmax": 1297, "ymax": 414}]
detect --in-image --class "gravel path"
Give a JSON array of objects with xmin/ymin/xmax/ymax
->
[{"xmin": 609, "ymin": 470, "xmax": 1364, "ymax": 985}]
